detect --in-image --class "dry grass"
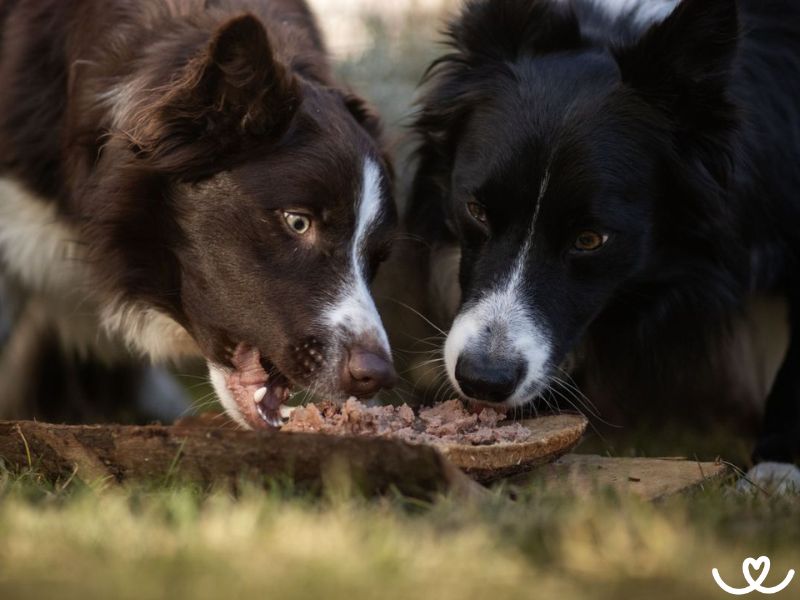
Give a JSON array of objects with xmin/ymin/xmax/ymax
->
[{"xmin": 0, "ymin": 465, "xmax": 798, "ymax": 600}]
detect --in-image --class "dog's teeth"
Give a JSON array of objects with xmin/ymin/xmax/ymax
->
[
  {"xmin": 254, "ymin": 387, "xmax": 267, "ymax": 404},
  {"xmin": 280, "ymin": 406, "xmax": 295, "ymax": 419}
]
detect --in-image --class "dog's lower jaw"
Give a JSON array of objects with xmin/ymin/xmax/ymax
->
[
  {"xmin": 209, "ymin": 365, "xmax": 250, "ymax": 429},
  {"xmin": 209, "ymin": 365, "xmax": 286, "ymax": 430}
]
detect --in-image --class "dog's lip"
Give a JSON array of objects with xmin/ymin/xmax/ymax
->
[{"xmin": 223, "ymin": 343, "xmax": 296, "ymax": 429}]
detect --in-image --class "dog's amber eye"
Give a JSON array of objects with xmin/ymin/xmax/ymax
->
[
  {"xmin": 467, "ymin": 201, "xmax": 488, "ymax": 225},
  {"xmin": 573, "ymin": 231, "xmax": 608, "ymax": 252},
  {"xmin": 283, "ymin": 212, "xmax": 311, "ymax": 235}
]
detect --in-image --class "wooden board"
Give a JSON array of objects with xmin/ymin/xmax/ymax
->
[
  {"xmin": 511, "ymin": 454, "xmax": 732, "ymax": 501},
  {"xmin": 0, "ymin": 420, "xmax": 482, "ymax": 500}
]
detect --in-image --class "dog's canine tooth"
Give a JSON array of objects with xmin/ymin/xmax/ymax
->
[{"xmin": 254, "ymin": 387, "xmax": 267, "ymax": 404}]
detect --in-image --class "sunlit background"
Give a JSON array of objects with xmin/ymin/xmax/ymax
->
[{"xmin": 311, "ymin": 0, "xmax": 454, "ymax": 59}]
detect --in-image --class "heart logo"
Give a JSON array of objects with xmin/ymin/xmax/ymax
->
[
  {"xmin": 713, "ymin": 555, "xmax": 795, "ymax": 595},
  {"xmin": 743, "ymin": 557, "xmax": 771, "ymax": 588}
]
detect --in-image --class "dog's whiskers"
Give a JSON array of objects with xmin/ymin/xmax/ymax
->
[{"xmin": 380, "ymin": 298, "xmax": 448, "ymax": 336}]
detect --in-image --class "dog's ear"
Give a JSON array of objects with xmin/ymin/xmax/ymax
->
[
  {"xmin": 615, "ymin": 0, "xmax": 740, "ymax": 189},
  {"xmin": 343, "ymin": 92, "xmax": 395, "ymax": 180},
  {"xmin": 344, "ymin": 93, "xmax": 383, "ymax": 142},
  {"xmin": 130, "ymin": 14, "xmax": 299, "ymax": 175},
  {"xmin": 201, "ymin": 14, "xmax": 298, "ymax": 136},
  {"xmin": 615, "ymin": 0, "xmax": 739, "ymax": 111}
]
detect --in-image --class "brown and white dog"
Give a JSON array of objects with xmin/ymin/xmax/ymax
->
[{"xmin": 0, "ymin": 0, "xmax": 398, "ymax": 429}]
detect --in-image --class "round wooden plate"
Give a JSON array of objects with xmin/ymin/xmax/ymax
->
[{"xmin": 434, "ymin": 414, "xmax": 589, "ymax": 483}]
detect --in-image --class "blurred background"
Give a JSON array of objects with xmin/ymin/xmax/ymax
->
[{"xmin": 312, "ymin": 0, "xmax": 456, "ymax": 201}]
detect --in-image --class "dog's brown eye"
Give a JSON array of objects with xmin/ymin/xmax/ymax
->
[
  {"xmin": 283, "ymin": 212, "xmax": 311, "ymax": 235},
  {"xmin": 573, "ymin": 231, "xmax": 608, "ymax": 252},
  {"xmin": 467, "ymin": 201, "xmax": 488, "ymax": 225}
]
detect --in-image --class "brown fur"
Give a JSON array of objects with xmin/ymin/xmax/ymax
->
[{"xmin": 0, "ymin": 0, "xmax": 397, "ymax": 423}]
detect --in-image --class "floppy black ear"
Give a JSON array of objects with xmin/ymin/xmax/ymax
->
[
  {"xmin": 130, "ymin": 14, "xmax": 299, "ymax": 175},
  {"xmin": 615, "ymin": 0, "xmax": 740, "ymax": 190},
  {"xmin": 615, "ymin": 0, "xmax": 739, "ymax": 109}
]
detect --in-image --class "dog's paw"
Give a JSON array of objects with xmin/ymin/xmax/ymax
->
[{"xmin": 737, "ymin": 462, "xmax": 800, "ymax": 495}]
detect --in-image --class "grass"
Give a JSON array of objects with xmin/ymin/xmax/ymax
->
[{"xmin": 0, "ymin": 464, "xmax": 798, "ymax": 600}]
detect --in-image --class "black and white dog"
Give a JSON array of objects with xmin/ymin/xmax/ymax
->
[
  {"xmin": 410, "ymin": 0, "xmax": 800, "ymax": 479},
  {"xmin": 0, "ymin": 0, "xmax": 397, "ymax": 429}
]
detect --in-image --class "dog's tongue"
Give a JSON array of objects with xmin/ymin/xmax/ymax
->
[{"xmin": 227, "ymin": 343, "xmax": 284, "ymax": 428}]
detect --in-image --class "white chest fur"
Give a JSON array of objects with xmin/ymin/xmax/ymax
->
[{"xmin": 0, "ymin": 177, "xmax": 199, "ymax": 363}]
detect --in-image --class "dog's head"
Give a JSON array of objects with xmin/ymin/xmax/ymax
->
[
  {"xmin": 414, "ymin": 0, "xmax": 742, "ymax": 406},
  {"xmin": 88, "ymin": 15, "xmax": 397, "ymax": 428}
]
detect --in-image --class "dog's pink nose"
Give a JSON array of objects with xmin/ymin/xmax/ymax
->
[{"xmin": 342, "ymin": 348, "xmax": 397, "ymax": 397}]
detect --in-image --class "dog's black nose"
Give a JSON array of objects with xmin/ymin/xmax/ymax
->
[
  {"xmin": 341, "ymin": 348, "xmax": 397, "ymax": 397},
  {"xmin": 455, "ymin": 352, "xmax": 525, "ymax": 404}
]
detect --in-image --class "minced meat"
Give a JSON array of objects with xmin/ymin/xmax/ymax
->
[{"xmin": 282, "ymin": 398, "xmax": 532, "ymax": 446}]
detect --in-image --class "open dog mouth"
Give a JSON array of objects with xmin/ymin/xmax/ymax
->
[
  {"xmin": 212, "ymin": 335, "xmax": 396, "ymax": 430},
  {"xmin": 225, "ymin": 343, "xmax": 294, "ymax": 428}
]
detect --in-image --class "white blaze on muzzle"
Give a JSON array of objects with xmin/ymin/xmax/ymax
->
[
  {"xmin": 323, "ymin": 158, "xmax": 390, "ymax": 354},
  {"xmin": 444, "ymin": 170, "xmax": 553, "ymax": 406},
  {"xmin": 444, "ymin": 252, "xmax": 552, "ymax": 406}
]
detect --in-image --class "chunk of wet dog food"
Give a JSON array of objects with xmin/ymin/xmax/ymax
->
[{"xmin": 282, "ymin": 398, "xmax": 532, "ymax": 446}]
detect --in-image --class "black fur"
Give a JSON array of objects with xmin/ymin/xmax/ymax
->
[{"xmin": 410, "ymin": 0, "xmax": 800, "ymax": 462}]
